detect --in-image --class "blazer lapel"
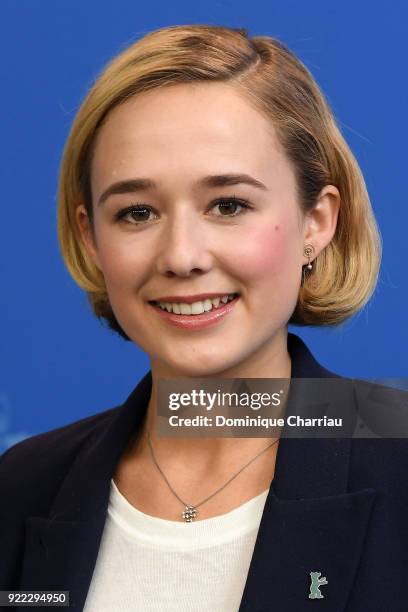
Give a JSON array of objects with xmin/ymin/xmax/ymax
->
[
  {"xmin": 20, "ymin": 333, "xmax": 377, "ymax": 612},
  {"xmin": 20, "ymin": 371, "xmax": 153, "ymax": 611},
  {"xmin": 21, "ymin": 514, "xmax": 107, "ymax": 609},
  {"xmin": 238, "ymin": 334, "xmax": 377, "ymax": 611},
  {"xmin": 237, "ymin": 438, "xmax": 376, "ymax": 611}
]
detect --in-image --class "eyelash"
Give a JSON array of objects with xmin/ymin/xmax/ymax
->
[{"xmin": 114, "ymin": 196, "xmax": 252, "ymax": 225}]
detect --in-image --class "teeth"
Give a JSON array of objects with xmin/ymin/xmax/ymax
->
[
  {"xmin": 203, "ymin": 299, "xmax": 213, "ymax": 312},
  {"xmin": 156, "ymin": 294, "xmax": 236, "ymax": 315},
  {"xmin": 180, "ymin": 303, "xmax": 191, "ymax": 315},
  {"xmin": 191, "ymin": 301, "xmax": 205, "ymax": 315}
]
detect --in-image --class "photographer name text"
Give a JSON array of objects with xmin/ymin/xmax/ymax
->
[{"xmin": 167, "ymin": 415, "xmax": 342, "ymax": 429}]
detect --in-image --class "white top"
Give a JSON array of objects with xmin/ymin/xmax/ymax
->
[{"xmin": 83, "ymin": 479, "xmax": 269, "ymax": 611}]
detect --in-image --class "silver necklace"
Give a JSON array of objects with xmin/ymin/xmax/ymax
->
[{"xmin": 146, "ymin": 430, "xmax": 279, "ymax": 522}]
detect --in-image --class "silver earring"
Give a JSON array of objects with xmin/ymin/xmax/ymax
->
[{"xmin": 304, "ymin": 244, "xmax": 315, "ymax": 270}]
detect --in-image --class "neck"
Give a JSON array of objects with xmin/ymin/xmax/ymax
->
[{"xmin": 132, "ymin": 330, "xmax": 291, "ymax": 465}]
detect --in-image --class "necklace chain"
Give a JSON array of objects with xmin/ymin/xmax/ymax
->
[{"xmin": 146, "ymin": 430, "xmax": 278, "ymax": 521}]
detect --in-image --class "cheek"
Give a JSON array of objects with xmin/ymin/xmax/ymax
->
[
  {"xmin": 95, "ymin": 233, "xmax": 150, "ymax": 289},
  {"xmin": 233, "ymin": 224, "xmax": 297, "ymax": 279}
]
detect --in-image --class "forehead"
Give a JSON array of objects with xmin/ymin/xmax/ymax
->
[{"xmin": 91, "ymin": 82, "xmax": 292, "ymax": 192}]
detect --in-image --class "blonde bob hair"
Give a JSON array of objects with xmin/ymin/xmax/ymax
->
[{"xmin": 57, "ymin": 24, "xmax": 382, "ymax": 341}]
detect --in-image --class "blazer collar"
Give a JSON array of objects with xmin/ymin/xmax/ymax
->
[{"xmin": 21, "ymin": 332, "xmax": 376, "ymax": 611}]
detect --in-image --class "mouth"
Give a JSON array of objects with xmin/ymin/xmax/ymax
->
[
  {"xmin": 148, "ymin": 292, "xmax": 239, "ymax": 316},
  {"xmin": 147, "ymin": 293, "xmax": 240, "ymax": 330}
]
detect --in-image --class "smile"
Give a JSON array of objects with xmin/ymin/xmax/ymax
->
[
  {"xmin": 148, "ymin": 294, "xmax": 240, "ymax": 330},
  {"xmin": 150, "ymin": 293, "xmax": 238, "ymax": 315}
]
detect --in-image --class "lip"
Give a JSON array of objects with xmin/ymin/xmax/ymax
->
[
  {"xmin": 149, "ymin": 292, "xmax": 238, "ymax": 305},
  {"xmin": 148, "ymin": 294, "xmax": 240, "ymax": 330}
]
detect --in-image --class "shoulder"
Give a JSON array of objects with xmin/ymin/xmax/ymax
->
[
  {"xmin": 1, "ymin": 405, "xmax": 118, "ymax": 469},
  {"xmin": 351, "ymin": 377, "xmax": 408, "ymax": 437},
  {"xmin": 0, "ymin": 405, "xmax": 119, "ymax": 517},
  {"xmin": 349, "ymin": 379, "xmax": 408, "ymax": 491}
]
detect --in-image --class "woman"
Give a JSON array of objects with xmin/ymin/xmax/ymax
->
[{"xmin": 1, "ymin": 24, "xmax": 407, "ymax": 612}]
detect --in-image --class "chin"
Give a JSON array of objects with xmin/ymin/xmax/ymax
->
[{"xmin": 166, "ymin": 356, "xmax": 242, "ymax": 378}]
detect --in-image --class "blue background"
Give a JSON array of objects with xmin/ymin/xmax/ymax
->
[{"xmin": 1, "ymin": 0, "xmax": 407, "ymax": 450}]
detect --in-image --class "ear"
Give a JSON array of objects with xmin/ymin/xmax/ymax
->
[
  {"xmin": 302, "ymin": 185, "xmax": 340, "ymax": 265},
  {"xmin": 75, "ymin": 204, "xmax": 103, "ymax": 271}
]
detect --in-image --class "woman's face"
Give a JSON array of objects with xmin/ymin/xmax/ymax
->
[{"xmin": 77, "ymin": 82, "xmax": 338, "ymax": 377}]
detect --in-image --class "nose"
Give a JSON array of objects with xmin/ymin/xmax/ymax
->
[{"xmin": 154, "ymin": 209, "xmax": 213, "ymax": 278}]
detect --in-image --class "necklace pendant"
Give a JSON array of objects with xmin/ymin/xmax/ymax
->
[{"xmin": 182, "ymin": 506, "xmax": 198, "ymax": 522}]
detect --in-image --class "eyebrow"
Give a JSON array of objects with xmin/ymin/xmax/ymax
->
[{"xmin": 97, "ymin": 173, "xmax": 268, "ymax": 206}]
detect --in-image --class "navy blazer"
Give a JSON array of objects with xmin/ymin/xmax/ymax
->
[{"xmin": 1, "ymin": 332, "xmax": 408, "ymax": 611}]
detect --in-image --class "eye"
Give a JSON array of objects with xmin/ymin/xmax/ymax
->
[
  {"xmin": 114, "ymin": 196, "xmax": 251, "ymax": 225},
  {"xmin": 115, "ymin": 204, "xmax": 157, "ymax": 225},
  {"xmin": 210, "ymin": 197, "xmax": 251, "ymax": 217}
]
